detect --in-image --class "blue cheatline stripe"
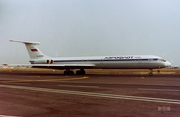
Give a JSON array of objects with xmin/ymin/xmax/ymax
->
[{"xmin": 53, "ymin": 58, "xmax": 159, "ymax": 63}]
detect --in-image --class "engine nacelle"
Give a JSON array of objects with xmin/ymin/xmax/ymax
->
[{"xmin": 30, "ymin": 59, "xmax": 54, "ymax": 64}]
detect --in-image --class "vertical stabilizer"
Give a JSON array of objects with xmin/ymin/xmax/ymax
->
[{"xmin": 10, "ymin": 40, "xmax": 48, "ymax": 59}]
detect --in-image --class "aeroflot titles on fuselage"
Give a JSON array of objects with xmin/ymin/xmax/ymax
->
[{"xmin": 104, "ymin": 56, "xmax": 134, "ymax": 59}]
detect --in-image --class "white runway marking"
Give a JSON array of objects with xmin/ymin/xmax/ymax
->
[
  {"xmin": 1, "ymin": 84, "xmax": 180, "ymax": 104},
  {"xmin": 59, "ymin": 85, "xmax": 99, "ymax": 88},
  {"xmin": 0, "ymin": 115, "xmax": 21, "ymax": 117}
]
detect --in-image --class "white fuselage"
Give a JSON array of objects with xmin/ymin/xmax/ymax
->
[{"xmin": 30, "ymin": 55, "xmax": 171, "ymax": 69}]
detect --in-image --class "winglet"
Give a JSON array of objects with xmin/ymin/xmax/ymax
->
[{"xmin": 10, "ymin": 40, "xmax": 40, "ymax": 45}]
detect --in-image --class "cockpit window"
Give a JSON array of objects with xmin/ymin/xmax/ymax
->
[{"xmin": 158, "ymin": 58, "xmax": 166, "ymax": 62}]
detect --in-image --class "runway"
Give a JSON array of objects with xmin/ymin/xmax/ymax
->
[{"xmin": 0, "ymin": 70, "xmax": 180, "ymax": 117}]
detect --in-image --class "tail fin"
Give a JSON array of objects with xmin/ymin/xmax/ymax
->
[{"xmin": 10, "ymin": 40, "xmax": 48, "ymax": 59}]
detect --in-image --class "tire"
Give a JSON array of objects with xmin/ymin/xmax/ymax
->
[{"xmin": 149, "ymin": 72, "xmax": 153, "ymax": 76}]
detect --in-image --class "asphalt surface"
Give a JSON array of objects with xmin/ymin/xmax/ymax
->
[{"xmin": 0, "ymin": 71, "xmax": 180, "ymax": 117}]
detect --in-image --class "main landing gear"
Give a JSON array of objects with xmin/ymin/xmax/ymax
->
[
  {"xmin": 149, "ymin": 69, "xmax": 153, "ymax": 76},
  {"xmin": 64, "ymin": 69, "xmax": 74, "ymax": 75},
  {"xmin": 76, "ymin": 69, "xmax": 86, "ymax": 75},
  {"xmin": 63, "ymin": 69, "xmax": 86, "ymax": 75}
]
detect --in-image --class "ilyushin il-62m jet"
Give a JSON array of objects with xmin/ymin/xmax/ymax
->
[{"xmin": 10, "ymin": 40, "xmax": 171, "ymax": 76}]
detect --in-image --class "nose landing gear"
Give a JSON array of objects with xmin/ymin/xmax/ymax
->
[{"xmin": 149, "ymin": 69, "xmax": 153, "ymax": 76}]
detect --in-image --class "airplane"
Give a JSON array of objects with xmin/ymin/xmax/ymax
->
[{"xmin": 10, "ymin": 40, "xmax": 171, "ymax": 76}]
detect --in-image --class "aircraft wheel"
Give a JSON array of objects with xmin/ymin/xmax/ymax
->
[
  {"xmin": 80, "ymin": 69, "xmax": 86, "ymax": 75},
  {"xmin": 64, "ymin": 70, "xmax": 74, "ymax": 75},
  {"xmin": 82, "ymin": 70, "xmax": 86, "ymax": 75},
  {"xmin": 76, "ymin": 70, "xmax": 80, "ymax": 75},
  {"xmin": 64, "ymin": 71, "xmax": 68, "ymax": 75},
  {"xmin": 149, "ymin": 72, "xmax": 153, "ymax": 76},
  {"xmin": 76, "ymin": 70, "xmax": 86, "ymax": 75},
  {"xmin": 69, "ymin": 71, "xmax": 74, "ymax": 75}
]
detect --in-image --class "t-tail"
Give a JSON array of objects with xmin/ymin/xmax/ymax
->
[{"xmin": 10, "ymin": 40, "xmax": 48, "ymax": 60}]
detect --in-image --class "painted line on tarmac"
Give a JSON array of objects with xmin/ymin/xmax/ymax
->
[
  {"xmin": 1, "ymin": 76, "xmax": 89, "ymax": 83},
  {"xmin": 59, "ymin": 85, "xmax": 99, "ymax": 88},
  {"xmin": 1, "ymin": 84, "xmax": 180, "ymax": 105},
  {"xmin": 0, "ymin": 115, "xmax": 21, "ymax": 117},
  {"xmin": 138, "ymin": 88, "xmax": 180, "ymax": 92}
]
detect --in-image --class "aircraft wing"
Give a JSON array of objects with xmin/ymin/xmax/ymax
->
[
  {"xmin": 32, "ymin": 64, "xmax": 95, "ymax": 69},
  {"xmin": 4, "ymin": 64, "xmax": 95, "ymax": 69}
]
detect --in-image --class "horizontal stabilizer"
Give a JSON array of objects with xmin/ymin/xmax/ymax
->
[{"xmin": 10, "ymin": 40, "xmax": 40, "ymax": 45}]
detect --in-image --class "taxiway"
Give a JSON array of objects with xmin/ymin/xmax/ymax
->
[{"xmin": 0, "ymin": 69, "xmax": 180, "ymax": 117}]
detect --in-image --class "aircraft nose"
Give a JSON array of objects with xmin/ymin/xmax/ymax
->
[{"xmin": 165, "ymin": 61, "xmax": 171, "ymax": 67}]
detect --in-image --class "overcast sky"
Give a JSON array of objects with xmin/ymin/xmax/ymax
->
[{"xmin": 0, "ymin": 0, "xmax": 180, "ymax": 65}]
